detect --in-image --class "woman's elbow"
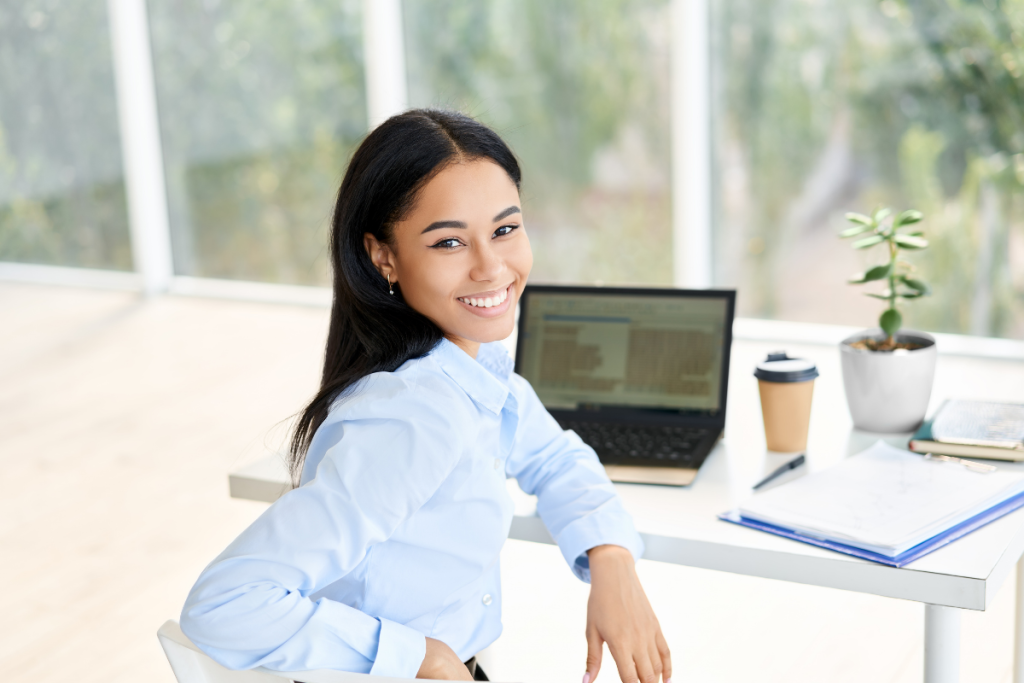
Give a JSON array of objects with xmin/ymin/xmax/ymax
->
[{"xmin": 179, "ymin": 580, "xmax": 313, "ymax": 668}]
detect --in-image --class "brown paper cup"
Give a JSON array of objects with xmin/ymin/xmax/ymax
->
[{"xmin": 758, "ymin": 378, "xmax": 815, "ymax": 452}]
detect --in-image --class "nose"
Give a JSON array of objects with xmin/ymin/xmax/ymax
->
[{"xmin": 469, "ymin": 238, "xmax": 505, "ymax": 282}]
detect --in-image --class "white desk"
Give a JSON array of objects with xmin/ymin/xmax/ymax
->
[{"xmin": 229, "ymin": 338, "xmax": 1024, "ymax": 683}]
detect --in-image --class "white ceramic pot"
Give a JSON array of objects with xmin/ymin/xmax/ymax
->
[{"xmin": 840, "ymin": 328, "xmax": 937, "ymax": 433}]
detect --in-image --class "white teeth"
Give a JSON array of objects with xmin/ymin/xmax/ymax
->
[{"xmin": 460, "ymin": 286, "xmax": 510, "ymax": 308}]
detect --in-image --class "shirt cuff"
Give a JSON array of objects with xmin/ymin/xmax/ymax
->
[
  {"xmin": 368, "ymin": 617, "xmax": 427, "ymax": 678},
  {"xmin": 555, "ymin": 501, "xmax": 645, "ymax": 582}
]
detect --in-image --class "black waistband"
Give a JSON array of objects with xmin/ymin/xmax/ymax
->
[{"xmin": 464, "ymin": 656, "xmax": 489, "ymax": 681}]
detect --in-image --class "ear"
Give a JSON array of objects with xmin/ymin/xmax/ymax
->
[{"xmin": 363, "ymin": 233, "xmax": 397, "ymax": 283}]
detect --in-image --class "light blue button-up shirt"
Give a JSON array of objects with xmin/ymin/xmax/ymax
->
[{"xmin": 181, "ymin": 338, "xmax": 644, "ymax": 678}]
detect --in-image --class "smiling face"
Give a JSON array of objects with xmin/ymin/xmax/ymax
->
[{"xmin": 363, "ymin": 158, "xmax": 533, "ymax": 357}]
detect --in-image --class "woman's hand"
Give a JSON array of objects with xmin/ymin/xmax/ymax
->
[
  {"xmin": 584, "ymin": 545, "xmax": 672, "ymax": 683},
  {"xmin": 417, "ymin": 637, "xmax": 474, "ymax": 680}
]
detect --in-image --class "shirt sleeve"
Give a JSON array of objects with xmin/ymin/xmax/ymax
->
[
  {"xmin": 505, "ymin": 375, "xmax": 645, "ymax": 582},
  {"xmin": 180, "ymin": 387, "xmax": 461, "ymax": 677}
]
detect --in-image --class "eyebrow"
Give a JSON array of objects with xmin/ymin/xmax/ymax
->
[
  {"xmin": 420, "ymin": 205, "xmax": 521, "ymax": 234},
  {"xmin": 421, "ymin": 220, "xmax": 467, "ymax": 234},
  {"xmin": 492, "ymin": 205, "xmax": 521, "ymax": 222}
]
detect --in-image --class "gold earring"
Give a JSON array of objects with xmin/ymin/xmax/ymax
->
[{"xmin": 387, "ymin": 273, "xmax": 394, "ymax": 295}]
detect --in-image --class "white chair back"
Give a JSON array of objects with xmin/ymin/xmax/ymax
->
[{"xmin": 158, "ymin": 619, "xmax": 446, "ymax": 683}]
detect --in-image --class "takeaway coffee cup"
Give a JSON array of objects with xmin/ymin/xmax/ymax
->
[{"xmin": 754, "ymin": 352, "xmax": 819, "ymax": 452}]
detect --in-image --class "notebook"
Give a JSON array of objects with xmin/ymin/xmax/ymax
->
[
  {"xmin": 910, "ymin": 400, "xmax": 1024, "ymax": 461},
  {"xmin": 720, "ymin": 441, "xmax": 1024, "ymax": 565},
  {"xmin": 514, "ymin": 284, "xmax": 735, "ymax": 486}
]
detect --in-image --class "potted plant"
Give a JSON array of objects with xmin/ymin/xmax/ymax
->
[{"xmin": 838, "ymin": 208, "xmax": 938, "ymax": 433}]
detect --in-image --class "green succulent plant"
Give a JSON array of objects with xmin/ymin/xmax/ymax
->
[{"xmin": 840, "ymin": 208, "xmax": 931, "ymax": 347}]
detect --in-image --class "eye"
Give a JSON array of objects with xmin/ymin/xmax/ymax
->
[
  {"xmin": 431, "ymin": 237, "xmax": 463, "ymax": 250},
  {"xmin": 493, "ymin": 224, "xmax": 519, "ymax": 238}
]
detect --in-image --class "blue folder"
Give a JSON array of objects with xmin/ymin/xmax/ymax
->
[{"xmin": 719, "ymin": 487, "xmax": 1024, "ymax": 567}]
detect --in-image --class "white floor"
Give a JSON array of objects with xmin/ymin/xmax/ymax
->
[{"xmin": 0, "ymin": 282, "xmax": 1016, "ymax": 683}]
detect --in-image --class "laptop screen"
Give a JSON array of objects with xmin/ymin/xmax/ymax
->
[{"xmin": 516, "ymin": 288, "xmax": 733, "ymax": 417}]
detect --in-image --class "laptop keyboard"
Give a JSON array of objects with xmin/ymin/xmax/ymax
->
[{"xmin": 560, "ymin": 421, "xmax": 711, "ymax": 467}]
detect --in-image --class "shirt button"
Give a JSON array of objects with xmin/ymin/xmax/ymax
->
[
  {"xmin": 493, "ymin": 457, "xmax": 501, "ymax": 470},
  {"xmin": 482, "ymin": 594, "xmax": 493, "ymax": 606}
]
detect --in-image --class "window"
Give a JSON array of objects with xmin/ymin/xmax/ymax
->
[
  {"xmin": 148, "ymin": 0, "xmax": 366, "ymax": 285},
  {"xmin": 403, "ymin": 0, "xmax": 673, "ymax": 286},
  {"xmin": 713, "ymin": 0, "xmax": 1024, "ymax": 339},
  {"xmin": 0, "ymin": 1, "xmax": 132, "ymax": 270},
  {"xmin": 7, "ymin": 0, "xmax": 1022, "ymax": 345}
]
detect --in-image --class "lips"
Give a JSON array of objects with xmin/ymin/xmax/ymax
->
[{"xmin": 457, "ymin": 284, "xmax": 511, "ymax": 309}]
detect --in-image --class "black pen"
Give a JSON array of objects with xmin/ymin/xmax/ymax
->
[{"xmin": 753, "ymin": 454, "xmax": 806, "ymax": 490}]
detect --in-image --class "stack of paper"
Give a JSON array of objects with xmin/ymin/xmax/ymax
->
[{"xmin": 730, "ymin": 442, "xmax": 1024, "ymax": 563}]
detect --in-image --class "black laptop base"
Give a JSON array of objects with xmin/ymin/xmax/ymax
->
[
  {"xmin": 555, "ymin": 416, "xmax": 722, "ymax": 486},
  {"xmin": 558, "ymin": 420, "xmax": 717, "ymax": 467}
]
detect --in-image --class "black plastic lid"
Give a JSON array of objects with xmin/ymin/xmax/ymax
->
[{"xmin": 753, "ymin": 351, "xmax": 819, "ymax": 383}]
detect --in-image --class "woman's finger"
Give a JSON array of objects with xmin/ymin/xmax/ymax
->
[
  {"xmin": 656, "ymin": 629, "xmax": 672, "ymax": 682},
  {"xmin": 633, "ymin": 649, "xmax": 658, "ymax": 683},
  {"xmin": 608, "ymin": 642, "xmax": 639, "ymax": 683},
  {"xmin": 584, "ymin": 625, "xmax": 604, "ymax": 683},
  {"xmin": 648, "ymin": 640, "xmax": 664, "ymax": 682}
]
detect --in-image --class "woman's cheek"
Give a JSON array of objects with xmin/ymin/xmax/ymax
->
[{"xmin": 515, "ymin": 234, "xmax": 534, "ymax": 279}]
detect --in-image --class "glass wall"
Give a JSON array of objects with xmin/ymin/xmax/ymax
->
[
  {"xmin": 403, "ymin": 0, "xmax": 673, "ymax": 287},
  {"xmin": 148, "ymin": 0, "xmax": 366, "ymax": 285},
  {"xmin": 712, "ymin": 0, "xmax": 1024, "ymax": 339},
  {"xmin": 0, "ymin": 1, "xmax": 132, "ymax": 270},
  {"xmin": 9, "ymin": 0, "xmax": 1023, "ymax": 344}
]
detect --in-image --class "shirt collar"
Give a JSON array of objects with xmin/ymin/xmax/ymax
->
[
  {"xmin": 476, "ymin": 341, "xmax": 515, "ymax": 380},
  {"xmin": 431, "ymin": 339, "xmax": 512, "ymax": 415}
]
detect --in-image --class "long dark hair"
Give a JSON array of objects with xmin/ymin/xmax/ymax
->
[{"xmin": 288, "ymin": 109, "xmax": 522, "ymax": 483}]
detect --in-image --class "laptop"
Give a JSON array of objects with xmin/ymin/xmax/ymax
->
[{"xmin": 514, "ymin": 285, "xmax": 736, "ymax": 486}]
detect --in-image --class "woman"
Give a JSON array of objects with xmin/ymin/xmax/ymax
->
[{"xmin": 181, "ymin": 110, "xmax": 671, "ymax": 683}]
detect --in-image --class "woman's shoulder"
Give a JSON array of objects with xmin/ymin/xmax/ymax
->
[
  {"xmin": 327, "ymin": 349, "xmax": 471, "ymax": 421},
  {"xmin": 303, "ymin": 352, "xmax": 473, "ymax": 483}
]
